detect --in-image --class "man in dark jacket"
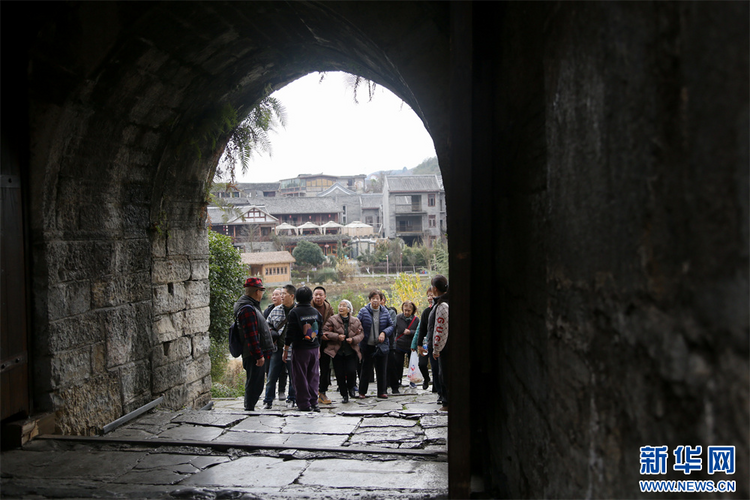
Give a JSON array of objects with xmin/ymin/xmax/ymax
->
[
  {"xmin": 234, "ymin": 277, "xmax": 275, "ymax": 411},
  {"xmin": 282, "ymin": 286, "xmax": 323, "ymax": 412},
  {"xmin": 356, "ymin": 290, "xmax": 395, "ymax": 398}
]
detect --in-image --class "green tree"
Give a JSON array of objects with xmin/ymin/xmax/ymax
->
[
  {"xmin": 208, "ymin": 231, "xmax": 246, "ymax": 342},
  {"xmin": 292, "ymin": 240, "xmax": 325, "ymax": 267}
]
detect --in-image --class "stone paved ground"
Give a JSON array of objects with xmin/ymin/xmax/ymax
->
[{"xmin": 1, "ymin": 383, "xmax": 448, "ymax": 499}]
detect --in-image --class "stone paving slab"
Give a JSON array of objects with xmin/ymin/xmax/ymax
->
[
  {"xmin": 231, "ymin": 414, "xmax": 286, "ymax": 432},
  {"xmin": 1, "ymin": 448, "xmax": 146, "ymax": 479},
  {"xmin": 420, "ymin": 414, "xmax": 449, "ymax": 428},
  {"xmin": 282, "ymin": 414, "xmax": 361, "ymax": 434},
  {"xmin": 298, "ymin": 458, "xmax": 449, "ymax": 490},
  {"xmin": 155, "ymin": 424, "xmax": 225, "ymax": 442},
  {"xmin": 180, "ymin": 455, "xmax": 307, "ymax": 487},
  {"xmin": 424, "ymin": 427, "xmax": 448, "ymax": 444},
  {"xmin": 170, "ymin": 410, "xmax": 247, "ymax": 427},
  {"xmin": 348, "ymin": 428, "xmax": 422, "ymax": 446},
  {"xmin": 360, "ymin": 416, "xmax": 419, "ymax": 428},
  {"xmin": 213, "ymin": 430, "xmax": 349, "ymax": 448}
]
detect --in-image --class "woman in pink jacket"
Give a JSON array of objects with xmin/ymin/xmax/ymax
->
[{"xmin": 322, "ymin": 300, "xmax": 364, "ymax": 403}]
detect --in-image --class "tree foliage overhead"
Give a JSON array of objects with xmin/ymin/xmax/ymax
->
[
  {"xmin": 208, "ymin": 231, "xmax": 246, "ymax": 342},
  {"xmin": 292, "ymin": 240, "xmax": 325, "ymax": 267},
  {"xmin": 214, "ymin": 95, "xmax": 287, "ymax": 183}
]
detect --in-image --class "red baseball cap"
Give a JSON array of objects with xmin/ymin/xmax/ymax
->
[{"xmin": 243, "ymin": 277, "xmax": 265, "ymax": 290}]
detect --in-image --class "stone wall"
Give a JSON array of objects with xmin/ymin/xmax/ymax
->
[{"xmin": 479, "ymin": 2, "xmax": 749, "ymax": 497}]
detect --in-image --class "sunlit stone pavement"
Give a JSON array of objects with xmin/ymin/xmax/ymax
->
[{"xmin": 1, "ymin": 381, "xmax": 448, "ymax": 499}]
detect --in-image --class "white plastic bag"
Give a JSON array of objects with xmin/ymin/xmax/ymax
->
[{"xmin": 407, "ymin": 351, "xmax": 423, "ymax": 383}]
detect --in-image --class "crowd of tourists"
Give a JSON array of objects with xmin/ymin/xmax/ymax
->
[{"xmin": 232, "ymin": 275, "xmax": 450, "ymax": 413}]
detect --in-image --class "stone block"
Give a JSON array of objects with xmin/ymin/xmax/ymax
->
[
  {"xmin": 122, "ymin": 205, "xmax": 151, "ymax": 239},
  {"xmin": 47, "ymin": 312, "xmax": 105, "ymax": 353},
  {"xmin": 153, "ymin": 313, "xmax": 181, "ymax": 343},
  {"xmin": 186, "ymin": 354, "xmax": 211, "ymax": 384},
  {"xmin": 166, "ymin": 227, "xmax": 208, "ymax": 256},
  {"xmin": 119, "ymin": 360, "xmax": 152, "ymax": 406},
  {"xmin": 190, "ymin": 259, "xmax": 209, "ymax": 280},
  {"xmin": 52, "ymin": 373, "xmax": 122, "ymax": 435},
  {"xmin": 185, "ymin": 377, "xmax": 211, "ymax": 409},
  {"xmin": 151, "ymin": 233, "xmax": 167, "ymax": 258},
  {"xmin": 78, "ymin": 202, "xmax": 122, "ymax": 235},
  {"xmin": 152, "ymin": 281, "xmax": 187, "ymax": 315},
  {"xmin": 105, "ymin": 303, "xmax": 154, "ymax": 369},
  {"xmin": 115, "ymin": 238, "xmax": 151, "ymax": 274},
  {"xmin": 47, "ymin": 281, "xmax": 91, "ymax": 321},
  {"xmin": 153, "ymin": 360, "xmax": 188, "ymax": 394},
  {"xmin": 183, "ymin": 307, "xmax": 210, "ymax": 335},
  {"xmin": 158, "ymin": 384, "xmax": 187, "ymax": 410},
  {"xmin": 151, "ymin": 336, "xmax": 192, "ymax": 368},
  {"xmin": 152, "ymin": 256, "xmax": 191, "ymax": 284},
  {"xmin": 91, "ymin": 342, "xmax": 106, "ymax": 373},
  {"xmin": 91, "ymin": 272, "xmax": 150, "ymax": 308},
  {"xmin": 192, "ymin": 332, "xmax": 210, "ymax": 358},
  {"xmin": 47, "ymin": 240, "xmax": 115, "ymax": 283},
  {"xmin": 50, "ymin": 347, "xmax": 91, "ymax": 388},
  {"xmin": 185, "ymin": 280, "xmax": 209, "ymax": 308}
]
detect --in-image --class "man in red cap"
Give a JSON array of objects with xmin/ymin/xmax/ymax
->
[{"xmin": 234, "ymin": 277, "xmax": 275, "ymax": 411}]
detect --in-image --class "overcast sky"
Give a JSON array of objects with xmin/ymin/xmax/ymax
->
[{"xmin": 228, "ymin": 72, "xmax": 437, "ymax": 184}]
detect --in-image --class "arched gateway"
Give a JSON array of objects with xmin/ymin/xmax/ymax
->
[{"xmin": 2, "ymin": 2, "xmax": 747, "ymax": 498}]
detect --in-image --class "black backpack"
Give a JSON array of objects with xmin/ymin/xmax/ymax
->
[{"xmin": 228, "ymin": 306, "xmax": 250, "ymax": 358}]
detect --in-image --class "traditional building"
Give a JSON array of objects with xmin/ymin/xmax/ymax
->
[
  {"xmin": 206, "ymin": 205, "xmax": 279, "ymax": 242},
  {"xmin": 382, "ymin": 175, "xmax": 446, "ymax": 245},
  {"xmin": 241, "ymin": 251, "xmax": 296, "ymax": 285}
]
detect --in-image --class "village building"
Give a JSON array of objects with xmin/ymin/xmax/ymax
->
[
  {"xmin": 382, "ymin": 175, "xmax": 446, "ymax": 246},
  {"xmin": 241, "ymin": 251, "xmax": 296, "ymax": 285}
]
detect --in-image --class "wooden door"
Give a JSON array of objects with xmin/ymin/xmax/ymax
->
[{"xmin": 1, "ymin": 129, "xmax": 31, "ymax": 422}]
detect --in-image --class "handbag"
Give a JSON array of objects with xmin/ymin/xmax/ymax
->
[{"xmin": 373, "ymin": 339, "xmax": 390, "ymax": 358}]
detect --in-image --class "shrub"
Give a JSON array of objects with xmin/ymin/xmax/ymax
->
[
  {"xmin": 292, "ymin": 240, "xmax": 325, "ymax": 266},
  {"xmin": 208, "ymin": 231, "xmax": 246, "ymax": 343},
  {"xmin": 390, "ymin": 273, "xmax": 426, "ymax": 311},
  {"xmin": 314, "ymin": 267, "xmax": 339, "ymax": 283}
]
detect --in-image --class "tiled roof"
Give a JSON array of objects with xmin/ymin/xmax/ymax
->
[
  {"xmin": 241, "ymin": 251, "xmax": 296, "ymax": 265},
  {"xmin": 256, "ymin": 197, "xmax": 342, "ymax": 215},
  {"xmin": 385, "ymin": 175, "xmax": 443, "ymax": 192},
  {"xmin": 318, "ymin": 183, "xmax": 357, "ymax": 196},
  {"xmin": 360, "ymin": 194, "xmax": 383, "ymax": 209},
  {"xmin": 206, "ymin": 205, "xmax": 277, "ymax": 225},
  {"xmin": 237, "ymin": 182, "xmax": 280, "ymax": 192}
]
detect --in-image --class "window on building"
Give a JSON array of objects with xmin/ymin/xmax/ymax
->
[
  {"xmin": 366, "ymin": 216, "xmax": 373, "ymax": 225},
  {"xmin": 411, "ymin": 195, "xmax": 421, "ymax": 211},
  {"xmin": 233, "ymin": 192, "xmax": 240, "ymax": 197},
  {"xmin": 429, "ymin": 194, "xmax": 435, "ymax": 206},
  {"xmin": 429, "ymin": 215, "xmax": 436, "ymax": 228}
]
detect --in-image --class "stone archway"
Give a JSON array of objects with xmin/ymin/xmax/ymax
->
[{"xmin": 20, "ymin": 1, "xmax": 452, "ymax": 434}]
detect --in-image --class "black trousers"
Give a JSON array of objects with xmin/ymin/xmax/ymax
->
[
  {"xmin": 388, "ymin": 349, "xmax": 408, "ymax": 391},
  {"xmin": 438, "ymin": 348, "xmax": 449, "ymax": 405},
  {"xmin": 332, "ymin": 352, "xmax": 358, "ymax": 397},
  {"xmin": 319, "ymin": 346, "xmax": 332, "ymax": 394},
  {"xmin": 359, "ymin": 345, "xmax": 388, "ymax": 396},
  {"xmin": 418, "ymin": 349, "xmax": 431, "ymax": 384}
]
